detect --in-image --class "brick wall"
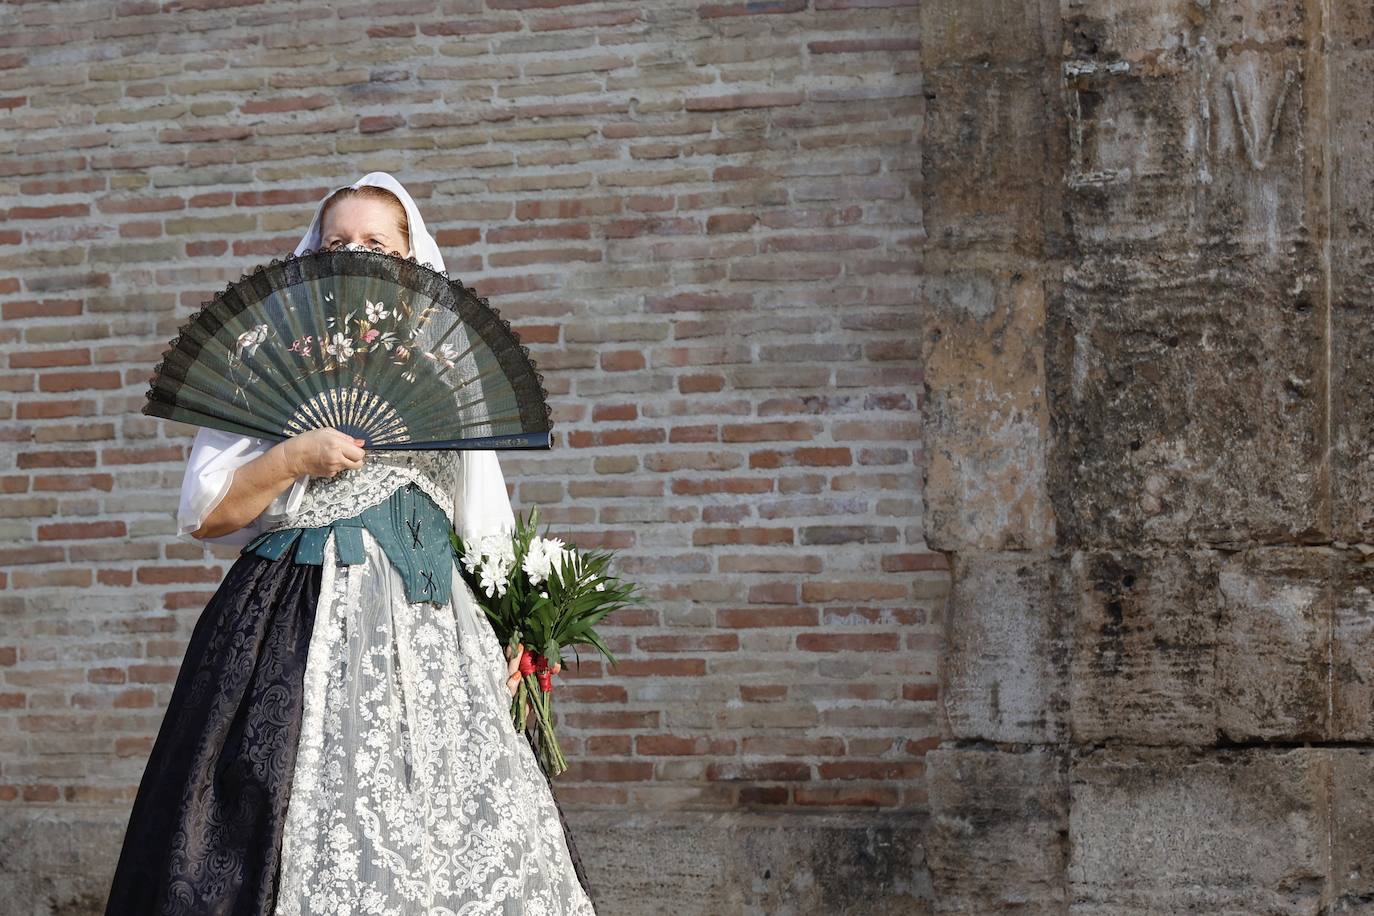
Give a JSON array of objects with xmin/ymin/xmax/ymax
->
[{"xmin": 0, "ymin": 1, "xmax": 926, "ymax": 909}]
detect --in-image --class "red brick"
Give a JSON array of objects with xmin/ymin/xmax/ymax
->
[
  {"xmin": 37, "ymin": 521, "xmax": 125, "ymax": 540},
  {"xmin": 747, "ymin": 583, "xmax": 798, "ymax": 604},
  {"xmin": 115, "ymin": 736, "xmax": 154, "ymax": 757},
  {"xmin": 360, "ymin": 115, "xmax": 405, "ymax": 133},
  {"xmin": 21, "ymin": 784, "xmax": 61, "ymax": 802},
  {"xmin": 679, "ymin": 373, "xmax": 726, "ymax": 393},
  {"xmin": 37, "ymin": 370, "xmax": 121, "ymax": 392},
  {"xmin": 188, "ymin": 191, "xmax": 233, "ymax": 208},
  {"xmin": 17, "ymin": 399, "xmax": 97, "ymax": 419},
  {"xmin": 903, "ymin": 682, "xmax": 939, "ymax": 702},
  {"xmin": 739, "ymin": 786, "xmax": 790, "ymax": 805},
  {"xmin": 600, "ymin": 350, "xmax": 645, "ymax": 372},
  {"xmin": 101, "ymin": 445, "xmax": 184, "ymax": 464},
  {"xmin": 821, "ymin": 760, "xmax": 923, "ymax": 781},
  {"xmin": 717, "ymin": 607, "xmax": 819, "ymax": 628},
  {"xmin": 668, "ymin": 424, "xmax": 718, "ymax": 443},
  {"xmin": 185, "ymin": 240, "xmax": 228, "ymax": 256},
  {"xmin": 16, "ymin": 450, "xmax": 97, "ymax": 468},
  {"xmin": 740, "ymin": 684, "xmax": 787, "ymax": 702},
  {"xmin": 240, "ymin": 95, "xmax": 332, "ymax": 115},
  {"xmin": 8, "ymin": 203, "xmax": 89, "ymax": 219},
  {"xmin": 10, "ymin": 348, "xmax": 89, "ymax": 369},
  {"xmin": 235, "ymin": 187, "xmax": 331, "ymax": 207},
  {"xmin": 96, "ymin": 195, "xmax": 185, "ymax": 214},
  {"xmin": 128, "ymin": 664, "xmax": 179, "ymax": 683},
  {"xmin": 882, "ymin": 551, "xmax": 949, "ymax": 572}
]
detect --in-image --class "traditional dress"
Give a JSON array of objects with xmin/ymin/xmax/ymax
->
[{"xmin": 103, "ymin": 173, "xmax": 597, "ymax": 916}]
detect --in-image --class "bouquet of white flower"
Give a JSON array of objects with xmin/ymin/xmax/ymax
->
[{"xmin": 449, "ymin": 505, "xmax": 643, "ymax": 776}]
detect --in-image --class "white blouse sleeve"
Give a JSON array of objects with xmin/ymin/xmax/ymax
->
[
  {"xmin": 176, "ymin": 427, "xmax": 309, "ymax": 548},
  {"xmin": 450, "ymin": 449, "xmax": 516, "ymax": 544}
]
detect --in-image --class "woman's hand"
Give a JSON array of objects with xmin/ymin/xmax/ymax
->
[
  {"xmin": 281, "ymin": 427, "xmax": 365, "ymax": 479},
  {"xmin": 504, "ymin": 642, "xmax": 562, "ymax": 705},
  {"xmin": 192, "ymin": 427, "xmax": 362, "ymax": 539}
]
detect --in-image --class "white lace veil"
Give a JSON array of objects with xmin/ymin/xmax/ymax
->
[{"xmin": 176, "ymin": 172, "xmax": 516, "ymax": 549}]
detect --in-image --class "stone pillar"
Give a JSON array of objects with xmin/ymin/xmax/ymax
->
[
  {"xmin": 920, "ymin": 0, "xmax": 1070, "ymax": 910},
  {"xmin": 922, "ymin": 0, "xmax": 1374, "ymax": 910}
]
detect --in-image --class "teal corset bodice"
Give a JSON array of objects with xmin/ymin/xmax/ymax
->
[{"xmin": 240, "ymin": 481, "xmax": 459, "ymax": 606}]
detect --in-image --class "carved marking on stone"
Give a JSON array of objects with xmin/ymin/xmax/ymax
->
[
  {"xmin": 1196, "ymin": 44, "xmax": 1213, "ymax": 186},
  {"xmin": 1064, "ymin": 60, "xmax": 1133, "ymax": 188},
  {"xmin": 1224, "ymin": 68, "xmax": 1296, "ymax": 171},
  {"xmin": 1064, "ymin": 60, "xmax": 1130, "ymax": 78}
]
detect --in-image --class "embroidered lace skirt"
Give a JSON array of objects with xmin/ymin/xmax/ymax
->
[{"xmin": 103, "ymin": 530, "xmax": 597, "ymax": 916}]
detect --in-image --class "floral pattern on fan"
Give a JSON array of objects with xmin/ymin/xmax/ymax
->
[
  {"xmin": 223, "ymin": 294, "xmax": 476, "ymax": 425},
  {"xmin": 233, "ymin": 293, "xmax": 470, "ymax": 385}
]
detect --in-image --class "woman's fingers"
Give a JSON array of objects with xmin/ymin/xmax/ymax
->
[{"xmin": 503, "ymin": 643, "xmax": 523, "ymax": 697}]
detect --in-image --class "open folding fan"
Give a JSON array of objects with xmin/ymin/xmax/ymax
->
[{"xmin": 142, "ymin": 247, "xmax": 553, "ymax": 450}]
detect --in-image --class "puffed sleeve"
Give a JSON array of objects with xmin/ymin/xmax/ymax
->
[
  {"xmin": 176, "ymin": 427, "xmax": 309, "ymax": 548},
  {"xmin": 450, "ymin": 449, "xmax": 516, "ymax": 544}
]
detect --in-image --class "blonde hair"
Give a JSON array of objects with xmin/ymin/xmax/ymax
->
[{"xmin": 319, "ymin": 185, "xmax": 410, "ymax": 254}]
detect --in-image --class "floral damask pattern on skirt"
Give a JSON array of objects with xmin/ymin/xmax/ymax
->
[{"xmin": 103, "ymin": 553, "xmax": 321, "ymax": 916}]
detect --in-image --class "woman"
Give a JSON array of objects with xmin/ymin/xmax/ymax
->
[{"xmin": 103, "ymin": 173, "xmax": 597, "ymax": 915}]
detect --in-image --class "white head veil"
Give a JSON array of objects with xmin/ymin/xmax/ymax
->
[
  {"xmin": 177, "ymin": 172, "xmax": 516, "ymax": 549},
  {"xmin": 291, "ymin": 171, "xmax": 440, "ymax": 269}
]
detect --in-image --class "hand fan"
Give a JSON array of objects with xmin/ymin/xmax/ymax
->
[{"xmin": 141, "ymin": 247, "xmax": 554, "ymax": 450}]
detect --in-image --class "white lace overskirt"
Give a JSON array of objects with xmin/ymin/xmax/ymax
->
[{"xmin": 270, "ymin": 529, "xmax": 596, "ymax": 916}]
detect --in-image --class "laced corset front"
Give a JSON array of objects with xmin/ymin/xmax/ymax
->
[{"xmin": 266, "ymin": 448, "xmax": 461, "ymax": 532}]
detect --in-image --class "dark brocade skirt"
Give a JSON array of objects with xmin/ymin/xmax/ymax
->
[
  {"xmin": 103, "ymin": 551, "xmax": 321, "ymax": 916},
  {"xmin": 102, "ymin": 546, "xmax": 596, "ymax": 915}
]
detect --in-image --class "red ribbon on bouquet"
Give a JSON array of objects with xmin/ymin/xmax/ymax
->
[{"xmin": 521, "ymin": 648, "xmax": 556, "ymax": 693}]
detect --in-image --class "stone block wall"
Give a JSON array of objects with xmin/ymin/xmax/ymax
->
[{"xmin": 923, "ymin": 0, "xmax": 1374, "ymax": 911}]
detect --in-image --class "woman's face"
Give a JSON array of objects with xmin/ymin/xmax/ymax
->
[{"xmin": 319, "ymin": 196, "xmax": 410, "ymax": 257}]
